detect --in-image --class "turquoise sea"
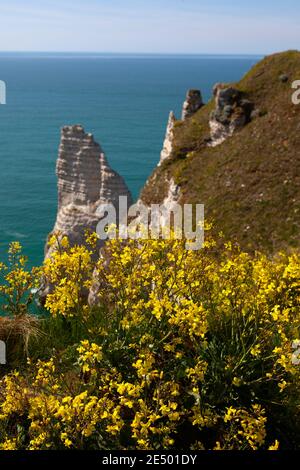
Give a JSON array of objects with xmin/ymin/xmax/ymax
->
[{"xmin": 0, "ymin": 53, "xmax": 261, "ymax": 265}]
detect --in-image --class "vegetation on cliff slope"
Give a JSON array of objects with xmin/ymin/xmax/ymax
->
[
  {"xmin": 0, "ymin": 51, "xmax": 299, "ymax": 451},
  {"xmin": 0, "ymin": 233, "xmax": 299, "ymax": 450},
  {"xmin": 141, "ymin": 51, "xmax": 300, "ymax": 253}
]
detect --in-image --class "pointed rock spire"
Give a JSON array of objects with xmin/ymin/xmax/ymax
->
[
  {"xmin": 181, "ymin": 89, "xmax": 203, "ymax": 120},
  {"xmin": 159, "ymin": 111, "xmax": 177, "ymax": 165},
  {"xmin": 45, "ymin": 125, "xmax": 132, "ymax": 254}
]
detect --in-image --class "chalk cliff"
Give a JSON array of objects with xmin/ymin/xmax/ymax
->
[
  {"xmin": 45, "ymin": 125, "xmax": 132, "ymax": 257},
  {"xmin": 159, "ymin": 111, "xmax": 176, "ymax": 165},
  {"xmin": 182, "ymin": 89, "xmax": 203, "ymax": 120},
  {"xmin": 46, "ymin": 51, "xmax": 300, "ymax": 279},
  {"xmin": 139, "ymin": 51, "xmax": 300, "ymax": 253}
]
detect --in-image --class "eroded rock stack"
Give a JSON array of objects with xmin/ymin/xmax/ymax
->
[
  {"xmin": 209, "ymin": 84, "xmax": 253, "ymax": 146},
  {"xmin": 181, "ymin": 89, "xmax": 203, "ymax": 120},
  {"xmin": 45, "ymin": 125, "xmax": 132, "ymax": 256},
  {"xmin": 159, "ymin": 111, "xmax": 177, "ymax": 165}
]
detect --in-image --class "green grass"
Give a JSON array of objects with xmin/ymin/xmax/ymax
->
[{"xmin": 140, "ymin": 50, "xmax": 300, "ymax": 253}]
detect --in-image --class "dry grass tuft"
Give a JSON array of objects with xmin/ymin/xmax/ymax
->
[{"xmin": 0, "ymin": 314, "xmax": 42, "ymax": 358}]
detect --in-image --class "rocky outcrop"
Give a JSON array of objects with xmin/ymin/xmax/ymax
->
[
  {"xmin": 209, "ymin": 84, "xmax": 253, "ymax": 147},
  {"xmin": 45, "ymin": 125, "xmax": 132, "ymax": 257},
  {"xmin": 159, "ymin": 89, "xmax": 204, "ymax": 165},
  {"xmin": 160, "ymin": 178, "xmax": 181, "ymax": 225},
  {"xmin": 182, "ymin": 89, "xmax": 203, "ymax": 120},
  {"xmin": 159, "ymin": 111, "xmax": 176, "ymax": 165},
  {"xmin": 124, "ymin": 51, "xmax": 300, "ymax": 254}
]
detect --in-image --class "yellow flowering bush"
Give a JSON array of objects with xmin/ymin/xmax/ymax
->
[
  {"xmin": 44, "ymin": 234, "xmax": 96, "ymax": 317},
  {"xmin": 0, "ymin": 231, "xmax": 300, "ymax": 450},
  {"xmin": 0, "ymin": 241, "xmax": 40, "ymax": 317},
  {"xmin": 0, "ymin": 242, "xmax": 41, "ymax": 362}
]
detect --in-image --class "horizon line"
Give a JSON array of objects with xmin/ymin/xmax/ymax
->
[{"xmin": 0, "ymin": 50, "xmax": 265, "ymax": 56}]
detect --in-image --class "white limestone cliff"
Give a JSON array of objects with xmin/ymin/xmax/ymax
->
[
  {"xmin": 45, "ymin": 125, "xmax": 132, "ymax": 257},
  {"xmin": 159, "ymin": 111, "xmax": 176, "ymax": 165}
]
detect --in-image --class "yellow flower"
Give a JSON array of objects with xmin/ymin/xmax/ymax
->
[
  {"xmin": 268, "ymin": 440, "xmax": 280, "ymax": 450},
  {"xmin": 278, "ymin": 380, "xmax": 287, "ymax": 393},
  {"xmin": 250, "ymin": 344, "xmax": 261, "ymax": 357}
]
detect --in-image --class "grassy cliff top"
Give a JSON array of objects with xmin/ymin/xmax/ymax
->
[{"xmin": 141, "ymin": 51, "xmax": 300, "ymax": 253}]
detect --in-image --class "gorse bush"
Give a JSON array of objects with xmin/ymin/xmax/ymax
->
[
  {"xmin": 0, "ymin": 231, "xmax": 299, "ymax": 450},
  {"xmin": 0, "ymin": 242, "xmax": 41, "ymax": 361}
]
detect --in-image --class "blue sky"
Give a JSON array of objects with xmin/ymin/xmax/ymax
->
[{"xmin": 0, "ymin": 0, "xmax": 299, "ymax": 54}]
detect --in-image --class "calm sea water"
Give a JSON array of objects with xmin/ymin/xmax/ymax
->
[{"xmin": 0, "ymin": 53, "xmax": 260, "ymax": 265}]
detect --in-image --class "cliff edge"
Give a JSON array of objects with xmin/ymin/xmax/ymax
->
[
  {"xmin": 45, "ymin": 125, "xmax": 132, "ymax": 258},
  {"xmin": 140, "ymin": 51, "xmax": 300, "ymax": 253}
]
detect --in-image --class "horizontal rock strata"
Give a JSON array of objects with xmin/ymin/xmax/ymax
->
[{"xmin": 45, "ymin": 125, "xmax": 132, "ymax": 256}]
